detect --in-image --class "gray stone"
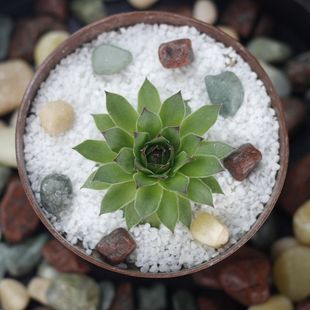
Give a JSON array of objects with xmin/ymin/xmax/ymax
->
[
  {"xmin": 0, "ymin": 16, "xmax": 13, "ymax": 60},
  {"xmin": 70, "ymin": 0, "xmax": 106, "ymax": 24},
  {"xmin": 6, "ymin": 234, "xmax": 49, "ymax": 277},
  {"xmin": 247, "ymin": 37, "xmax": 292, "ymax": 63},
  {"xmin": 138, "ymin": 284, "xmax": 166, "ymax": 310},
  {"xmin": 172, "ymin": 290, "xmax": 196, "ymax": 310},
  {"xmin": 0, "ymin": 243, "xmax": 9, "ymax": 279},
  {"xmin": 40, "ymin": 173, "xmax": 72, "ymax": 217},
  {"xmin": 100, "ymin": 281, "xmax": 115, "ymax": 310},
  {"xmin": 47, "ymin": 273, "xmax": 100, "ymax": 310},
  {"xmin": 92, "ymin": 43, "xmax": 133, "ymax": 75},
  {"xmin": 37, "ymin": 260, "xmax": 59, "ymax": 280},
  {"xmin": 0, "ymin": 165, "xmax": 11, "ymax": 194},
  {"xmin": 205, "ymin": 71, "xmax": 244, "ymax": 118}
]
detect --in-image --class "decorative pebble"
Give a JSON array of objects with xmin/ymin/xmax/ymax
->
[
  {"xmin": 92, "ymin": 43, "xmax": 133, "ymax": 75},
  {"xmin": 28, "ymin": 277, "xmax": 51, "ymax": 305},
  {"xmin": 271, "ymin": 237, "xmax": 298, "ymax": 260},
  {"xmin": 172, "ymin": 290, "xmax": 196, "ymax": 310},
  {"xmin": 99, "ymin": 281, "xmax": 115, "ymax": 310},
  {"xmin": 110, "ymin": 283, "xmax": 134, "ymax": 310},
  {"xmin": 37, "ymin": 261, "xmax": 59, "ymax": 280},
  {"xmin": 47, "ymin": 274, "xmax": 100, "ymax": 310},
  {"xmin": 218, "ymin": 25, "xmax": 239, "ymax": 40},
  {"xmin": 0, "ymin": 165, "xmax": 11, "ymax": 194},
  {"xmin": 0, "ymin": 279, "xmax": 30, "ymax": 310},
  {"xmin": 0, "ymin": 179, "xmax": 40, "ymax": 243},
  {"xmin": 248, "ymin": 295, "xmax": 293, "ymax": 310},
  {"xmin": 39, "ymin": 100, "xmax": 75, "ymax": 135},
  {"xmin": 96, "ymin": 228, "xmax": 136, "ymax": 265},
  {"xmin": 193, "ymin": 0, "xmax": 218, "ymax": 24},
  {"xmin": 190, "ymin": 212, "xmax": 229, "ymax": 248},
  {"xmin": 40, "ymin": 173, "xmax": 73, "ymax": 217},
  {"xmin": 128, "ymin": 0, "xmax": 159, "ymax": 9},
  {"xmin": 43, "ymin": 239, "xmax": 90, "ymax": 273},
  {"xmin": 223, "ymin": 144, "xmax": 262, "ymax": 181},
  {"xmin": 273, "ymin": 246, "xmax": 310, "ymax": 301},
  {"xmin": 0, "ymin": 125, "xmax": 16, "ymax": 167},
  {"xmin": 0, "ymin": 60, "xmax": 33, "ymax": 116},
  {"xmin": 70, "ymin": 0, "xmax": 106, "ymax": 24},
  {"xmin": 297, "ymin": 300, "xmax": 310, "ymax": 310},
  {"xmin": 205, "ymin": 71, "xmax": 244, "ymax": 117},
  {"xmin": 0, "ymin": 15, "xmax": 13, "ymax": 60},
  {"xmin": 35, "ymin": 0, "xmax": 68, "ymax": 21},
  {"xmin": 247, "ymin": 37, "xmax": 292, "ymax": 63},
  {"xmin": 158, "ymin": 39, "xmax": 194, "ymax": 69},
  {"xmin": 260, "ymin": 62, "xmax": 291, "ymax": 97},
  {"xmin": 138, "ymin": 284, "xmax": 166, "ymax": 310},
  {"xmin": 35, "ymin": 31, "xmax": 70, "ymax": 66},
  {"xmin": 293, "ymin": 200, "xmax": 310, "ymax": 245}
]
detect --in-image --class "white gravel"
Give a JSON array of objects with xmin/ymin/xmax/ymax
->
[{"xmin": 24, "ymin": 24, "xmax": 280, "ymax": 273}]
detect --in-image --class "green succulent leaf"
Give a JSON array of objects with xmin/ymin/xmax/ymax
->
[
  {"xmin": 135, "ymin": 183, "xmax": 163, "ymax": 219},
  {"xmin": 101, "ymin": 181, "xmax": 136, "ymax": 213},
  {"xmin": 160, "ymin": 92, "xmax": 185, "ymax": 127},
  {"xmin": 172, "ymin": 151, "xmax": 191, "ymax": 174},
  {"xmin": 138, "ymin": 78, "xmax": 161, "ymax": 114},
  {"xmin": 178, "ymin": 196, "xmax": 192, "ymax": 228},
  {"xmin": 134, "ymin": 172, "xmax": 158, "ymax": 188},
  {"xmin": 73, "ymin": 140, "xmax": 116, "ymax": 164},
  {"xmin": 196, "ymin": 141, "xmax": 235, "ymax": 159},
  {"xmin": 82, "ymin": 170, "xmax": 110, "ymax": 190},
  {"xmin": 137, "ymin": 108, "xmax": 162, "ymax": 138},
  {"xmin": 134, "ymin": 132, "xmax": 150, "ymax": 160},
  {"xmin": 180, "ymin": 105, "xmax": 221, "ymax": 137},
  {"xmin": 144, "ymin": 212, "xmax": 161, "ymax": 228},
  {"xmin": 160, "ymin": 172, "xmax": 189, "ymax": 194},
  {"xmin": 125, "ymin": 201, "xmax": 141, "ymax": 229},
  {"xmin": 161, "ymin": 127, "xmax": 180, "ymax": 151},
  {"xmin": 184, "ymin": 100, "xmax": 191, "ymax": 116},
  {"xmin": 103, "ymin": 127, "xmax": 133, "ymax": 153},
  {"xmin": 186, "ymin": 178, "xmax": 213, "ymax": 206},
  {"xmin": 180, "ymin": 155, "xmax": 223, "ymax": 178},
  {"xmin": 94, "ymin": 163, "xmax": 132, "ymax": 184},
  {"xmin": 106, "ymin": 92, "xmax": 138, "ymax": 133},
  {"xmin": 157, "ymin": 190, "xmax": 179, "ymax": 231},
  {"xmin": 92, "ymin": 114, "xmax": 115, "ymax": 132},
  {"xmin": 180, "ymin": 134, "xmax": 203, "ymax": 156},
  {"xmin": 202, "ymin": 176, "xmax": 223, "ymax": 194},
  {"xmin": 114, "ymin": 147, "xmax": 134, "ymax": 173}
]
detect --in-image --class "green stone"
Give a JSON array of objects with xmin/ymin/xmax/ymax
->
[
  {"xmin": 92, "ymin": 43, "xmax": 133, "ymax": 75},
  {"xmin": 100, "ymin": 281, "xmax": 115, "ymax": 310},
  {"xmin": 71, "ymin": 0, "xmax": 106, "ymax": 24},
  {"xmin": 6, "ymin": 234, "xmax": 49, "ymax": 277},
  {"xmin": 40, "ymin": 173, "xmax": 73, "ymax": 217},
  {"xmin": 172, "ymin": 290, "xmax": 196, "ymax": 310},
  {"xmin": 138, "ymin": 285, "xmax": 166, "ymax": 310},
  {"xmin": 0, "ymin": 15, "xmax": 13, "ymax": 60},
  {"xmin": 205, "ymin": 71, "xmax": 244, "ymax": 118},
  {"xmin": 0, "ymin": 165, "xmax": 11, "ymax": 194},
  {"xmin": 247, "ymin": 37, "xmax": 292, "ymax": 63},
  {"xmin": 47, "ymin": 274, "xmax": 100, "ymax": 310}
]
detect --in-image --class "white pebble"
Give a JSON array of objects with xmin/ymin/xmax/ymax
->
[{"xmin": 193, "ymin": 0, "xmax": 218, "ymax": 24}]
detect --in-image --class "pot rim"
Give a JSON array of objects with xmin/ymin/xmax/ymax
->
[{"xmin": 16, "ymin": 11, "xmax": 289, "ymax": 278}]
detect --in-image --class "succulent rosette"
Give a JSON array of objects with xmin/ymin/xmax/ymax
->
[{"xmin": 74, "ymin": 79, "xmax": 234, "ymax": 231}]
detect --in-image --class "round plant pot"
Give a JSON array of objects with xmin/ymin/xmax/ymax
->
[{"xmin": 16, "ymin": 11, "xmax": 289, "ymax": 278}]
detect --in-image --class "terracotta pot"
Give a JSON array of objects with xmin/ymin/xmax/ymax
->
[{"xmin": 16, "ymin": 12, "xmax": 289, "ymax": 278}]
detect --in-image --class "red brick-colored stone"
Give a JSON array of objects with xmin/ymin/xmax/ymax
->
[
  {"xmin": 96, "ymin": 228, "xmax": 136, "ymax": 265},
  {"xmin": 43, "ymin": 239, "xmax": 90, "ymax": 273},
  {"xmin": 223, "ymin": 144, "xmax": 262, "ymax": 181},
  {"xmin": 0, "ymin": 178, "xmax": 40, "ymax": 243},
  {"xmin": 158, "ymin": 39, "xmax": 193, "ymax": 69},
  {"xmin": 35, "ymin": 0, "xmax": 68, "ymax": 21},
  {"xmin": 111, "ymin": 283, "xmax": 134, "ymax": 310}
]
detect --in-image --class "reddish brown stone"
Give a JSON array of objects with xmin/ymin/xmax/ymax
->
[
  {"xmin": 279, "ymin": 155, "xmax": 310, "ymax": 215},
  {"xmin": 282, "ymin": 97, "xmax": 306, "ymax": 133},
  {"xmin": 42, "ymin": 239, "xmax": 90, "ymax": 273},
  {"xmin": 297, "ymin": 300, "xmax": 310, "ymax": 310},
  {"xmin": 219, "ymin": 258, "xmax": 270, "ymax": 306},
  {"xmin": 96, "ymin": 228, "xmax": 136, "ymax": 265},
  {"xmin": 158, "ymin": 39, "xmax": 193, "ymax": 69},
  {"xmin": 0, "ymin": 178, "xmax": 40, "ymax": 243},
  {"xmin": 111, "ymin": 283, "xmax": 134, "ymax": 310},
  {"xmin": 223, "ymin": 144, "xmax": 262, "ymax": 181},
  {"xmin": 9, "ymin": 16, "xmax": 66, "ymax": 62},
  {"xmin": 197, "ymin": 297, "xmax": 219, "ymax": 310},
  {"xmin": 35, "ymin": 0, "xmax": 68, "ymax": 21},
  {"xmin": 221, "ymin": 0, "xmax": 259, "ymax": 37}
]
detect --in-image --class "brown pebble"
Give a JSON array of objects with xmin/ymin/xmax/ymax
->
[
  {"xmin": 96, "ymin": 228, "xmax": 136, "ymax": 265},
  {"xmin": 0, "ymin": 179, "xmax": 40, "ymax": 243},
  {"xmin": 223, "ymin": 143, "xmax": 262, "ymax": 181},
  {"xmin": 42, "ymin": 239, "xmax": 90, "ymax": 273},
  {"xmin": 35, "ymin": 0, "xmax": 67, "ymax": 21},
  {"xmin": 111, "ymin": 283, "xmax": 134, "ymax": 310},
  {"xmin": 158, "ymin": 39, "xmax": 194, "ymax": 69}
]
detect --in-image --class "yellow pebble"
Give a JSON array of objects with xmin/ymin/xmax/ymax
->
[
  {"xmin": 28, "ymin": 277, "xmax": 51, "ymax": 305},
  {"xmin": 248, "ymin": 295, "xmax": 293, "ymax": 310},
  {"xmin": 293, "ymin": 200, "xmax": 310, "ymax": 245},
  {"xmin": 271, "ymin": 236, "xmax": 298, "ymax": 260}
]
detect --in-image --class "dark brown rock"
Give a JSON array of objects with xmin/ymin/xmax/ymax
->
[
  {"xmin": 219, "ymin": 257, "xmax": 271, "ymax": 306},
  {"xmin": 0, "ymin": 178, "xmax": 40, "ymax": 243},
  {"xmin": 35, "ymin": 0, "xmax": 68, "ymax": 21},
  {"xmin": 254, "ymin": 14, "xmax": 273, "ymax": 36},
  {"xmin": 156, "ymin": 5, "xmax": 193, "ymax": 18},
  {"xmin": 158, "ymin": 38, "xmax": 194, "ymax": 69},
  {"xmin": 221, "ymin": 0, "xmax": 259, "ymax": 37},
  {"xmin": 9, "ymin": 16, "xmax": 66, "ymax": 62},
  {"xmin": 282, "ymin": 97, "xmax": 306, "ymax": 133},
  {"xmin": 197, "ymin": 296, "xmax": 237, "ymax": 310},
  {"xmin": 297, "ymin": 300, "xmax": 310, "ymax": 310},
  {"xmin": 110, "ymin": 283, "xmax": 134, "ymax": 310},
  {"xmin": 96, "ymin": 228, "xmax": 136, "ymax": 265},
  {"xmin": 42, "ymin": 239, "xmax": 90, "ymax": 273},
  {"xmin": 279, "ymin": 155, "xmax": 310, "ymax": 215},
  {"xmin": 223, "ymin": 144, "xmax": 262, "ymax": 181}
]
